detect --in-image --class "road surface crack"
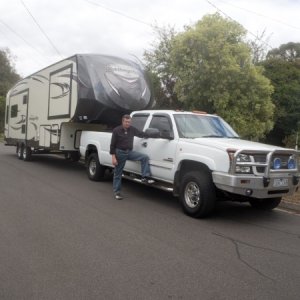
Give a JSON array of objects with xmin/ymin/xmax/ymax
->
[{"xmin": 212, "ymin": 232, "xmax": 300, "ymax": 282}]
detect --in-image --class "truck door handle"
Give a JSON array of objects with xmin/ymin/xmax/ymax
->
[{"xmin": 142, "ymin": 142, "xmax": 148, "ymax": 147}]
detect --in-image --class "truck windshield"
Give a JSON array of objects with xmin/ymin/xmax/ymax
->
[{"xmin": 174, "ymin": 114, "xmax": 239, "ymax": 138}]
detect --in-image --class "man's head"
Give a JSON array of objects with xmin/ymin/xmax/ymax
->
[{"xmin": 122, "ymin": 114, "xmax": 132, "ymax": 129}]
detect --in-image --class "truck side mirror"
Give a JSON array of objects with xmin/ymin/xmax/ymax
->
[
  {"xmin": 145, "ymin": 128, "xmax": 160, "ymax": 138},
  {"xmin": 160, "ymin": 129, "xmax": 174, "ymax": 140}
]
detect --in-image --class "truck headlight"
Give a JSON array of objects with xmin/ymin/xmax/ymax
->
[
  {"xmin": 235, "ymin": 154, "xmax": 252, "ymax": 173},
  {"xmin": 237, "ymin": 154, "xmax": 251, "ymax": 163},
  {"xmin": 235, "ymin": 166, "xmax": 252, "ymax": 173},
  {"xmin": 227, "ymin": 150, "xmax": 252, "ymax": 174}
]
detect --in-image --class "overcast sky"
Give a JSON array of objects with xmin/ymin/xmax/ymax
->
[{"xmin": 0, "ymin": 0, "xmax": 299, "ymax": 77}]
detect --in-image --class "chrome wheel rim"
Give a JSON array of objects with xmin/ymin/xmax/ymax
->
[{"xmin": 184, "ymin": 181, "xmax": 200, "ymax": 208}]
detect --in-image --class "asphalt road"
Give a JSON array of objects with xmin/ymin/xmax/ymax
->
[{"xmin": 1, "ymin": 142, "xmax": 300, "ymax": 300}]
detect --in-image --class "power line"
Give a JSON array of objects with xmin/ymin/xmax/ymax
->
[
  {"xmin": 206, "ymin": 0, "xmax": 273, "ymax": 50},
  {"xmin": 0, "ymin": 19, "xmax": 49, "ymax": 59},
  {"xmin": 84, "ymin": 0, "xmax": 155, "ymax": 29},
  {"xmin": 216, "ymin": 0, "xmax": 300, "ymax": 31},
  {"xmin": 20, "ymin": 0, "xmax": 63, "ymax": 58}
]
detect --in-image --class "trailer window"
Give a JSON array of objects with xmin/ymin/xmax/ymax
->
[
  {"xmin": 10, "ymin": 105, "xmax": 18, "ymax": 118},
  {"xmin": 6, "ymin": 106, "xmax": 9, "ymax": 123},
  {"xmin": 23, "ymin": 95, "xmax": 28, "ymax": 104}
]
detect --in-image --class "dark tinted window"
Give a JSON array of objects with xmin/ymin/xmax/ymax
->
[
  {"xmin": 11, "ymin": 105, "xmax": 18, "ymax": 118},
  {"xmin": 131, "ymin": 114, "xmax": 148, "ymax": 130},
  {"xmin": 149, "ymin": 115, "xmax": 172, "ymax": 133}
]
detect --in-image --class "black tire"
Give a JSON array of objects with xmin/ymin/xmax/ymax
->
[
  {"xmin": 17, "ymin": 144, "xmax": 23, "ymax": 160},
  {"xmin": 23, "ymin": 146, "xmax": 32, "ymax": 161},
  {"xmin": 180, "ymin": 170, "xmax": 216, "ymax": 218},
  {"xmin": 86, "ymin": 152, "xmax": 105, "ymax": 181},
  {"xmin": 249, "ymin": 197, "xmax": 281, "ymax": 210}
]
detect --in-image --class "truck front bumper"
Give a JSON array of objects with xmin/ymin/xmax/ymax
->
[{"xmin": 212, "ymin": 172, "xmax": 300, "ymax": 198}]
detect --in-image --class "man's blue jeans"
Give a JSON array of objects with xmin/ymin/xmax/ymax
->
[{"xmin": 113, "ymin": 149, "xmax": 151, "ymax": 194}]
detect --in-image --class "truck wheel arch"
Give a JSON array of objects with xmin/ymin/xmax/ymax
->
[
  {"xmin": 85, "ymin": 145, "xmax": 99, "ymax": 163},
  {"xmin": 174, "ymin": 160, "xmax": 212, "ymax": 195}
]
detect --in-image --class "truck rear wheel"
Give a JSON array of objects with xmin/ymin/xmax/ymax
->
[
  {"xmin": 86, "ymin": 153, "xmax": 105, "ymax": 181},
  {"xmin": 249, "ymin": 197, "xmax": 281, "ymax": 210},
  {"xmin": 180, "ymin": 170, "xmax": 216, "ymax": 218}
]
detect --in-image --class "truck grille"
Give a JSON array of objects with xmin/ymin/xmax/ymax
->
[
  {"xmin": 230, "ymin": 149, "xmax": 299, "ymax": 176},
  {"xmin": 253, "ymin": 154, "xmax": 294, "ymax": 173}
]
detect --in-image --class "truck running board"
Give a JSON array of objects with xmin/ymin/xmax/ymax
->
[{"xmin": 122, "ymin": 174, "xmax": 173, "ymax": 193}]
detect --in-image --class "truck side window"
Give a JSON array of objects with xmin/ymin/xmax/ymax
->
[
  {"xmin": 149, "ymin": 116, "xmax": 172, "ymax": 134},
  {"xmin": 131, "ymin": 115, "xmax": 148, "ymax": 131}
]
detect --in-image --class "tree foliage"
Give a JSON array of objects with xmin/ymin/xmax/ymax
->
[
  {"xmin": 267, "ymin": 42, "xmax": 300, "ymax": 62},
  {"xmin": 247, "ymin": 30, "xmax": 271, "ymax": 64},
  {"xmin": 144, "ymin": 13, "xmax": 274, "ymax": 140},
  {"xmin": 262, "ymin": 43, "xmax": 300, "ymax": 146},
  {"xmin": 0, "ymin": 49, "xmax": 20, "ymax": 133},
  {"xmin": 144, "ymin": 26, "xmax": 182, "ymax": 109}
]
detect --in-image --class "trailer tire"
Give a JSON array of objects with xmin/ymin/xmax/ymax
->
[
  {"xmin": 17, "ymin": 144, "xmax": 23, "ymax": 160},
  {"xmin": 22, "ymin": 146, "xmax": 32, "ymax": 161},
  {"xmin": 180, "ymin": 170, "xmax": 216, "ymax": 218},
  {"xmin": 249, "ymin": 197, "xmax": 281, "ymax": 210},
  {"xmin": 86, "ymin": 153, "xmax": 105, "ymax": 181}
]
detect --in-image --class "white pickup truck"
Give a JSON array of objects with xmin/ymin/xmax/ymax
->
[{"xmin": 79, "ymin": 110, "xmax": 300, "ymax": 217}]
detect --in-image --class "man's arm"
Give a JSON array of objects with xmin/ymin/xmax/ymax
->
[{"xmin": 132, "ymin": 126, "xmax": 147, "ymax": 138}]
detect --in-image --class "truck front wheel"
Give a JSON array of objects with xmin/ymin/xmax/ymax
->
[
  {"xmin": 86, "ymin": 153, "xmax": 105, "ymax": 181},
  {"xmin": 180, "ymin": 170, "xmax": 216, "ymax": 218},
  {"xmin": 249, "ymin": 197, "xmax": 281, "ymax": 210}
]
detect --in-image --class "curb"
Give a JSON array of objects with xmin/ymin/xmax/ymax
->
[{"xmin": 279, "ymin": 200, "xmax": 300, "ymax": 212}]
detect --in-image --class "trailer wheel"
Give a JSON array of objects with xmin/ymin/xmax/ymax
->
[
  {"xmin": 180, "ymin": 170, "xmax": 216, "ymax": 218},
  {"xmin": 17, "ymin": 144, "xmax": 23, "ymax": 160},
  {"xmin": 23, "ymin": 146, "xmax": 32, "ymax": 161},
  {"xmin": 87, "ymin": 153, "xmax": 105, "ymax": 181},
  {"xmin": 249, "ymin": 197, "xmax": 281, "ymax": 210}
]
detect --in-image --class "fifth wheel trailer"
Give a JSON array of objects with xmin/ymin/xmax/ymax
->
[{"xmin": 4, "ymin": 54, "xmax": 153, "ymax": 160}]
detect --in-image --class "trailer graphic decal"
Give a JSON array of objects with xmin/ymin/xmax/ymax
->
[{"xmin": 50, "ymin": 82, "xmax": 70, "ymax": 99}]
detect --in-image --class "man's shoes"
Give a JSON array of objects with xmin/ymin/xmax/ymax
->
[
  {"xmin": 115, "ymin": 193, "xmax": 123, "ymax": 200},
  {"xmin": 141, "ymin": 177, "xmax": 155, "ymax": 184}
]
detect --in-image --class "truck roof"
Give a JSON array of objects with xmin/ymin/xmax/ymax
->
[{"xmin": 131, "ymin": 110, "xmax": 217, "ymax": 117}]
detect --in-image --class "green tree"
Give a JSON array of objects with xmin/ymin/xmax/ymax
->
[
  {"xmin": 144, "ymin": 13, "xmax": 274, "ymax": 140},
  {"xmin": 144, "ymin": 26, "xmax": 182, "ymax": 109},
  {"xmin": 267, "ymin": 42, "xmax": 300, "ymax": 62},
  {"xmin": 0, "ymin": 48, "xmax": 20, "ymax": 134},
  {"xmin": 262, "ymin": 45, "xmax": 300, "ymax": 146}
]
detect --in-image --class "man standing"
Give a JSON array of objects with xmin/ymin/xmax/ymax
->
[{"xmin": 110, "ymin": 114, "xmax": 154, "ymax": 200}]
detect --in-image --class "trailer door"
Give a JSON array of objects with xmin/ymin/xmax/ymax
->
[{"xmin": 8, "ymin": 90, "xmax": 29, "ymax": 141}]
